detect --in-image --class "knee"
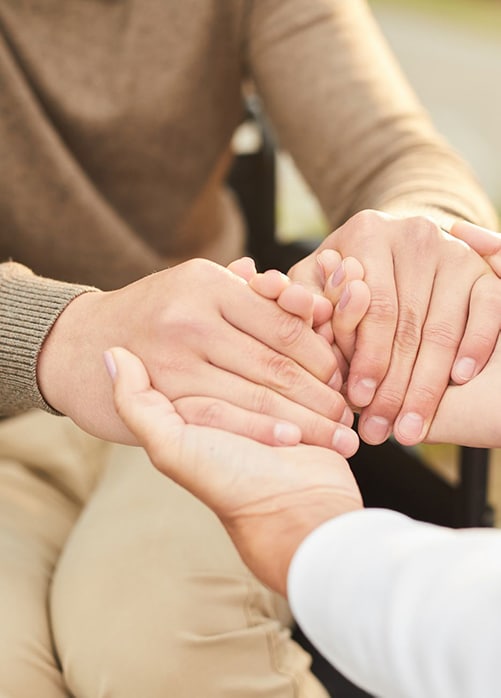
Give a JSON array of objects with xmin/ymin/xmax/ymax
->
[{"xmin": 52, "ymin": 552, "xmax": 321, "ymax": 698}]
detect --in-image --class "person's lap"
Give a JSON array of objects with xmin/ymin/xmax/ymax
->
[
  {"xmin": 0, "ymin": 411, "xmax": 327, "ymax": 698},
  {"xmin": 0, "ymin": 411, "xmax": 105, "ymax": 698}
]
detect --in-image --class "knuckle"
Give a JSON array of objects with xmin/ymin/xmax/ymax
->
[
  {"xmin": 250, "ymin": 384, "xmax": 275, "ymax": 415},
  {"xmin": 393, "ymin": 310, "xmax": 422, "ymax": 355},
  {"xmin": 408, "ymin": 382, "xmax": 439, "ymax": 410},
  {"xmin": 194, "ymin": 400, "xmax": 227, "ymax": 428},
  {"xmin": 274, "ymin": 312, "xmax": 306, "ymax": 348},
  {"xmin": 352, "ymin": 208, "xmax": 385, "ymax": 229},
  {"xmin": 464, "ymin": 331, "xmax": 493, "ymax": 354},
  {"xmin": 409, "ymin": 215, "xmax": 440, "ymax": 237},
  {"xmin": 475, "ymin": 275, "xmax": 501, "ymax": 309},
  {"xmin": 399, "ymin": 216, "xmax": 441, "ymax": 256},
  {"xmin": 266, "ymin": 353, "xmax": 301, "ymax": 392},
  {"xmin": 348, "ymin": 209, "xmax": 382, "ymax": 242},
  {"xmin": 367, "ymin": 290, "xmax": 397, "ymax": 325},
  {"xmin": 182, "ymin": 257, "xmax": 217, "ymax": 277},
  {"xmin": 422, "ymin": 320, "xmax": 458, "ymax": 350},
  {"xmin": 372, "ymin": 385, "xmax": 405, "ymax": 414}
]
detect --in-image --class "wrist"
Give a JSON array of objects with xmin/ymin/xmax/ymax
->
[
  {"xmin": 227, "ymin": 489, "xmax": 362, "ymax": 597},
  {"xmin": 37, "ymin": 290, "xmax": 104, "ymax": 415}
]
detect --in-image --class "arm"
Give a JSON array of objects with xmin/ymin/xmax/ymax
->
[
  {"xmin": 289, "ymin": 509, "xmax": 501, "ymax": 698},
  {"xmin": 246, "ymin": 0, "xmax": 495, "ymax": 231},
  {"xmin": 22, "ymin": 257, "xmax": 359, "ymax": 454}
]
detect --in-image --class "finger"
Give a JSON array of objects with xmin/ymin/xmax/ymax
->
[
  {"xmin": 227, "ymin": 256, "xmax": 258, "ymax": 282},
  {"xmin": 332, "ymin": 279, "xmax": 371, "ymax": 362},
  {"xmin": 345, "ymin": 255, "xmax": 399, "ymax": 409},
  {"xmin": 314, "ymin": 318, "xmax": 334, "ymax": 345},
  {"xmin": 316, "ymin": 249, "xmax": 342, "ymax": 286},
  {"xmin": 451, "ymin": 274, "xmax": 501, "ymax": 384},
  {"xmin": 312, "ymin": 294, "xmax": 333, "ymax": 329},
  {"xmin": 450, "ymin": 221, "xmax": 501, "ymax": 276},
  {"xmin": 107, "ymin": 347, "xmax": 185, "ymax": 448},
  {"xmin": 288, "ymin": 249, "xmax": 326, "ymax": 296},
  {"xmin": 249, "ymin": 269, "xmax": 290, "ymax": 299},
  {"xmin": 162, "ymin": 351, "xmax": 351, "ymax": 441},
  {"xmin": 249, "ymin": 272, "xmax": 315, "ymax": 325},
  {"xmin": 107, "ymin": 347, "xmax": 279, "ymax": 510},
  {"xmin": 277, "ymin": 283, "xmax": 315, "ymax": 325},
  {"xmin": 175, "ymin": 394, "xmax": 359, "ymax": 457},
  {"xmin": 173, "ymin": 396, "xmax": 302, "ymax": 446},
  {"xmin": 356, "ymin": 255, "xmax": 436, "ymax": 445},
  {"xmin": 222, "ymin": 286, "xmax": 338, "ymax": 385},
  {"xmin": 324, "ymin": 256, "xmax": 365, "ymax": 308},
  {"xmin": 390, "ymin": 267, "xmax": 471, "ymax": 446}
]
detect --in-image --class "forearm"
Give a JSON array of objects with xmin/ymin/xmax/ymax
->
[
  {"xmin": 288, "ymin": 509, "xmax": 501, "ymax": 697},
  {"xmin": 248, "ymin": 0, "xmax": 497, "ymax": 232},
  {"xmin": 0, "ymin": 262, "xmax": 97, "ymax": 416}
]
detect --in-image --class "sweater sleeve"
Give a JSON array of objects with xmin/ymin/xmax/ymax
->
[
  {"xmin": 0, "ymin": 261, "xmax": 97, "ymax": 416},
  {"xmin": 288, "ymin": 509, "xmax": 501, "ymax": 698},
  {"xmin": 246, "ymin": 0, "xmax": 497, "ymax": 232}
]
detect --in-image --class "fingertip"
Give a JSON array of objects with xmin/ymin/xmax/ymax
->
[
  {"xmin": 249, "ymin": 269, "xmax": 289, "ymax": 299},
  {"xmin": 273, "ymin": 422, "xmax": 302, "ymax": 446},
  {"xmin": 103, "ymin": 349, "xmax": 117, "ymax": 382},
  {"xmin": 227, "ymin": 256, "xmax": 257, "ymax": 282},
  {"xmin": 332, "ymin": 426, "xmax": 359, "ymax": 458},
  {"xmin": 348, "ymin": 377, "xmax": 377, "ymax": 408},
  {"xmin": 317, "ymin": 249, "xmax": 342, "ymax": 283},
  {"xmin": 452, "ymin": 356, "xmax": 477, "ymax": 384}
]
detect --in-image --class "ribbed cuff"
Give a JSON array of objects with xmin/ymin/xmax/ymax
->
[{"xmin": 0, "ymin": 262, "xmax": 98, "ymax": 416}]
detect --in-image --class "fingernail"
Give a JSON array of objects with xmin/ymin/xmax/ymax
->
[
  {"xmin": 397, "ymin": 412, "xmax": 424, "ymax": 442},
  {"xmin": 363, "ymin": 416, "xmax": 390, "ymax": 443},
  {"xmin": 338, "ymin": 283, "xmax": 351, "ymax": 311},
  {"xmin": 328, "ymin": 369, "xmax": 343, "ymax": 391},
  {"xmin": 332, "ymin": 427, "xmax": 359, "ymax": 456},
  {"xmin": 330, "ymin": 263, "xmax": 345, "ymax": 288},
  {"xmin": 454, "ymin": 357, "xmax": 477, "ymax": 381},
  {"xmin": 341, "ymin": 405, "xmax": 354, "ymax": 427},
  {"xmin": 103, "ymin": 350, "xmax": 117, "ymax": 381},
  {"xmin": 274, "ymin": 422, "xmax": 301, "ymax": 446},
  {"xmin": 350, "ymin": 378, "xmax": 377, "ymax": 407},
  {"xmin": 316, "ymin": 255, "xmax": 327, "ymax": 285}
]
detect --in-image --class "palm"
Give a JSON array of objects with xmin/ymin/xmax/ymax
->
[{"xmin": 111, "ymin": 347, "xmax": 362, "ymax": 593}]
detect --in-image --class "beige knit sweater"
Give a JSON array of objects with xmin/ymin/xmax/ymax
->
[{"xmin": 0, "ymin": 0, "xmax": 497, "ymax": 416}]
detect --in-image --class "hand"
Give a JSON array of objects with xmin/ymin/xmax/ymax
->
[
  {"xmin": 448, "ymin": 220, "xmax": 501, "ymax": 385},
  {"xmin": 289, "ymin": 210, "xmax": 494, "ymax": 447},
  {"xmin": 228, "ymin": 257, "xmax": 359, "ymax": 455},
  {"xmin": 38, "ymin": 258, "xmax": 352, "ymax": 452},
  {"xmin": 106, "ymin": 346, "xmax": 363, "ymax": 596},
  {"xmin": 426, "ymin": 221, "xmax": 501, "ymax": 446},
  {"xmin": 317, "ymin": 249, "xmax": 371, "ymax": 364},
  {"xmin": 427, "ymin": 334, "xmax": 501, "ymax": 448}
]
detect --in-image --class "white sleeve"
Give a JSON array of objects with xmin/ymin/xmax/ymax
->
[{"xmin": 287, "ymin": 509, "xmax": 501, "ymax": 698}]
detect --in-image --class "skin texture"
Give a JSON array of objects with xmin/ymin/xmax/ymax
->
[
  {"xmin": 38, "ymin": 258, "xmax": 360, "ymax": 455},
  {"xmin": 289, "ymin": 209, "xmax": 496, "ymax": 447},
  {"xmin": 106, "ymin": 333, "xmax": 501, "ymax": 598},
  {"xmin": 449, "ymin": 220, "xmax": 501, "ymax": 385},
  {"xmin": 107, "ymin": 345, "xmax": 363, "ymax": 597},
  {"xmin": 105, "ymin": 234, "xmax": 501, "ymax": 596}
]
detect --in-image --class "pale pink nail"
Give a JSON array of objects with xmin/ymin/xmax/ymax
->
[
  {"xmin": 103, "ymin": 351, "xmax": 117, "ymax": 381},
  {"xmin": 274, "ymin": 422, "xmax": 301, "ymax": 446}
]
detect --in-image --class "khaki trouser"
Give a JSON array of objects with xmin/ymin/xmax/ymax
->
[{"xmin": 0, "ymin": 411, "xmax": 328, "ymax": 698}]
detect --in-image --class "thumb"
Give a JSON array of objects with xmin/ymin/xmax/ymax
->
[{"xmin": 104, "ymin": 347, "xmax": 185, "ymax": 459}]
